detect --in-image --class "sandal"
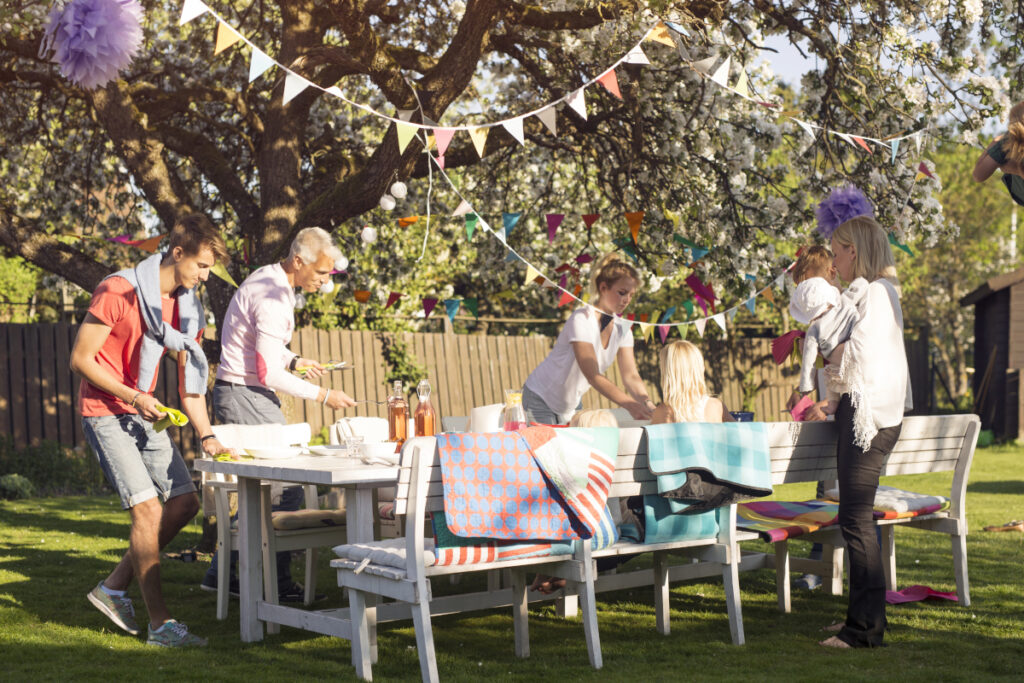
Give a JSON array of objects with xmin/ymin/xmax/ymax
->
[
  {"xmin": 983, "ymin": 520, "xmax": 1024, "ymax": 532},
  {"xmin": 820, "ymin": 635, "xmax": 853, "ymax": 649}
]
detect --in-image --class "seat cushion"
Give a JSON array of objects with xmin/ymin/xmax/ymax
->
[
  {"xmin": 333, "ymin": 536, "xmax": 437, "ymax": 569},
  {"xmin": 272, "ymin": 509, "xmax": 347, "ymax": 530}
]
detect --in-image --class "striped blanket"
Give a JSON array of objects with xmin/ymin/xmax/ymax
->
[{"xmin": 434, "ymin": 427, "xmax": 619, "ymax": 566}]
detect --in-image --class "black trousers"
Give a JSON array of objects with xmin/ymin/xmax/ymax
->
[{"xmin": 835, "ymin": 394, "xmax": 902, "ymax": 648}]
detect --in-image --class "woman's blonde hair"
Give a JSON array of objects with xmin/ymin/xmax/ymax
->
[
  {"xmin": 659, "ymin": 340, "xmax": 709, "ymax": 423},
  {"xmin": 830, "ymin": 215, "xmax": 900, "ymax": 289},
  {"xmin": 1005, "ymin": 102, "xmax": 1024, "ymax": 164},
  {"xmin": 590, "ymin": 252, "xmax": 639, "ymax": 296},
  {"xmin": 569, "ymin": 409, "xmax": 618, "ymax": 428}
]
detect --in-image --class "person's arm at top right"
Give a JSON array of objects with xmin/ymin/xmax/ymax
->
[
  {"xmin": 974, "ymin": 134, "xmax": 1024, "ymax": 180},
  {"xmin": 70, "ymin": 314, "xmax": 165, "ymax": 421}
]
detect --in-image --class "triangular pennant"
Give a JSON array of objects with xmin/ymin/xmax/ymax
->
[
  {"xmin": 576, "ymin": 252, "xmax": 594, "ymax": 264},
  {"xmin": 852, "ymin": 136, "xmax": 873, "ymax": 154},
  {"xmin": 888, "ymin": 232, "xmax": 915, "ymax": 257},
  {"xmin": 504, "ymin": 250, "xmax": 519, "ymax": 263},
  {"xmin": 597, "ymin": 69, "xmax": 623, "ymax": 99},
  {"xmin": 664, "ymin": 21, "xmax": 688, "ymax": 35},
  {"xmin": 582, "ymin": 213, "xmax": 600, "ymax": 229},
  {"xmin": 682, "ymin": 300, "xmax": 695, "ymax": 318},
  {"xmin": 469, "ymin": 127, "xmax": 489, "ymax": 158},
  {"xmin": 465, "ymin": 213, "xmax": 479, "ymax": 240},
  {"xmin": 546, "ymin": 214, "xmax": 564, "ymax": 243},
  {"xmin": 444, "ymin": 298, "xmax": 461, "ymax": 322},
  {"xmin": 565, "ymin": 88, "xmax": 588, "ymax": 120},
  {"xmin": 397, "ymin": 215, "xmax": 419, "ymax": 228},
  {"xmin": 745, "ymin": 296, "xmax": 756, "ymax": 315},
  {"xmin": 833, "ymin": 131, "xmax": 858, "ymax": 148},
  {"xmin": 625, "ymin": 211, "xmax": 644, "ymax": 242},
  {"xmin": 536, "ymin": 107, "xmax": 557, "ymax": 135},
  {"xmin": 385, "ymin": 291, "xmax": 402, "ymax": 309},
  {"xmin": 640, "ymin": 322, "xmax": 655, "ymax": 342},
  {"xmin": 918, "ymin": 161, "xmax": 934, "ymax": 179},
  {"xmin": 712, "ymin": 313, "xmax": 727, "ymax": 332},
  {"xmin": 422, "ymin": 298, "xmax": 438, "ymax": 319},
  {"xmin": 502, "ymin": 212, "xmax": 522, "ymax": 237},
  {"xmin": 396, "ymin": 121, "xmax": 418, "ymax": 153},
  {"xmin": 463, "ymin": 298, "xmax": 479, "ymax": 318},
  {"xmin": 282, "ymin": 73, "xmax": 311, "ymax": 104},
  {"xmin": 915, "ymin": 171, "xmax": 927, "ymax": 182},
  {"xmin": 794, "ymin": 119, "xmax": 816, "ymax": 140},
  {"xmin": 558, "ymin": 289, "xmax": 575, "ymax": 307},
  {"xmin": 133, "ymin": 234, "xmax": 166, "ymax": 253},
  {"xmin": 692, "ymin": 55, "xmax": 717, "ymax": 74},
  {"xmin": 646, "ymin": 22, "xmax": 677, "ymax": 48},
  {"xmin": 762, "ymin": 287, "xmax": 775, "ymax": 304},
  {"xmin": 733, "ymin": 69, "xmax": 749, "ymax": 98},
  {"xmin": 214, "ymin": 22, "xmax": 242, "ymax": 55},
  {"xmin": 685, "ymin": 274, "xmax": 715, "ymax": 304},
  {"xmin": 709, "ymin": 55, "xmax": 731, "ymax": 87},
  {"xmin": 890, "ymin": 138, "xmax": 900, "ymax": 165},
  {"xmin": 694, "ymin": 317, "xmax": 707, "ymax": 337},
  {"xmin": 914, "ymin": 131, "xmax": 923, "ymax": 154},
  {"xmin": 622, "ymin": 44, "xmax": 650, "ymax": 65},
  {"xmin": 354, "ymin": 290, "xmax": 371, "ymax": 304},
  {"xmin": 452, "ymin": 199, "xmax": 472, "ymax": 217},
  {"xmin": 209, "ymin": 262, "xmax": 238, "ymax": 288},
  {"xmin": 524, "ymin": 264, "xmax": 541, "ymax": 285},
  {"xmin": 502, "ymin": 117, "xmax": 526, "ymax": 145},
  {"xmin": 678, "ymin": 323, "xmax": 689, "ymax": 341},
  {"xmin": 433, "ymin": 128, "xmax": 455, "ymax": 157},
  {"xmin": 656, "ymin": 325, "xmax": 669, "ymax": 344},
  {"xmin": 396, "ymin": 109, "xmax": 415, "ymax": 122},
  {"xmin": 248, "ymin": 47, "xmax": 275, "ymax": 82},
  {"xmin": 727, "ymin": 308, "xmax": 739, "ymax": 322},
  {"xmin": 660, "ymin": 306, "xmax": 677, "ymax": 324},
  {"xmin": 179, "ymin": 0, "xmax": 208, "ymax": 26},
  {"xmin": 689, "ymin": 246, "xmax": 709, "ymax": 263}
]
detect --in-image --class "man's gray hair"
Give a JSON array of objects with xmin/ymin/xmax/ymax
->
[{"xmin": 289, "ymin": 227, "xmax": 342, "ymax": 264}]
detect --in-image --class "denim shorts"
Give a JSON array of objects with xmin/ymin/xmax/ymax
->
[{"xmin": 83, "ymin": 413, "xmax": 195, "ymax": 509}]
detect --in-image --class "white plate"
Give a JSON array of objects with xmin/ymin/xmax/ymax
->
[
  {"xmin": 307, "ymin": 444, "xmax": 351, "ymax": 457},
  {"xmin": 244, "ymin": 446, "xmax": 305, "ymax": 460},
  {"xmin": 360, "ymin": 453, "xmax": 399, "ymax": 466}
]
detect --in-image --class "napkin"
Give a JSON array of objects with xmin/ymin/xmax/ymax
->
[{"xmin": 154, "ymin": 405, "xmax": 189, "ymax": 432}]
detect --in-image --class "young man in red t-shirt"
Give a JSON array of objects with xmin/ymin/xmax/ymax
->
[{"xmin": 71, "ymin": 214, "xmax": 229, "ymax": 647}]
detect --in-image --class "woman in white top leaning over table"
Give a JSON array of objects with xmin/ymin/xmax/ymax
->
[{"xmin": 522, "ymin": 253, "xmax": 655, "ymax": 425}]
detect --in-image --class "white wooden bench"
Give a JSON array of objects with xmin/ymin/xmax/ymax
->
[
  {"xmin": 330, "ymin": 428, "xmax": 747, "ymax": 682},
  {"xmin": 740, "ymin": 415, "xmax": 980, "ymax": 612}
]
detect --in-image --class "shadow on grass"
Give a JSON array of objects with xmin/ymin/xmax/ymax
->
[
  {"xmin": 966, "ymin": 480, "xmax": 1024, "ymax": 495},
  {"xmin": 0, "ymin": 496, "xmax": 133, "ymax": 540}
]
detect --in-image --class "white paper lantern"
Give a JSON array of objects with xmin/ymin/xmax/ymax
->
[
  {"xmin": 294, "ymin": 292, "xmax": 306, "ymax": 310},
  {"xmin": 320, "ymin": 279, "xmax": 335, "ymax": 294},
  {"xmin": 378, "ymin": 194, "xmax": 396, "ymax": 211},
  {"xmin": 334, "ymin": 255, "xmax": 349, "ymax": 272},
  {"xmin": 361, "ymin": 226, "xmax": 378, "ymax": 243},
  {"xmin": 390, "ymin": 181, "xmax": 408, "ymax": 199}
]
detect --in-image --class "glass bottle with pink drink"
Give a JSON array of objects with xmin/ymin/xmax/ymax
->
[{"xmin": 501, "ymin": 389, "xmax": 527, "ymax": 431}]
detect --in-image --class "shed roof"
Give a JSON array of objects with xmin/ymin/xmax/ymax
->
[{"xmin": 960, "ymin": 264, "xmax": 1024, "ymax": 307}]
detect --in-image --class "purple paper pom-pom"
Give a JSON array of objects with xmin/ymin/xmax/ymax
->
[
  {"xmin": 815, "ymin": 185, "xmax": 874, "ymax": 240},
  {"xmin": 40, "ymin": 0, "xmax": 144, "ymax": 90}
]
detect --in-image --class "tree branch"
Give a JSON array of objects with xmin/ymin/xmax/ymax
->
[{"xmin": 0, "ymin": 209, "xmax": 110, "ymax": 292}]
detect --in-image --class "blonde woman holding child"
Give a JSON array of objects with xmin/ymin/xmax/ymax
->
[
  {"xmin": 651, "ymin": 340, "xmax": 734, "ymax": 424},
  {"xmin": 973, "ymin": 101, "xmax": 1024, "ymax": 205},
  {"xmin": 522, "ymin": 253, "xmax": 655, "ymax": 425}
]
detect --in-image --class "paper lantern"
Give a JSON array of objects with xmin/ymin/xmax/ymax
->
[
  {"xmin": 379, "ymin": 194, "xmax": 396, "ymax": 211},
  {"xmin": 334, "ymin": 255, "xmax": 349, "ymax": 272},
  {"xmin": 40, "ymin": 0, "xmax": 145, "ymax": 90},
  {"xmin": 294, "ymin": 292, "xmax": 306, "ymax": 310},
  {"xmin": 816, "ymin": 185, "xmax": 873, "ymax": 240},
  {"xmin": 390, "ymin": 181, "xmax": 408, "ymax": 199},
  {"xmin": 320, "ymin": 279, "xmax": 335, "ymax": 294},
  {"xmin": 361, "ymin": 226, "xmax": 378, "ymax": 244}
]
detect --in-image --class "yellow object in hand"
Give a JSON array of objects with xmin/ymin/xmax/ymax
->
[
  {"xmin": 296, "ymin": 360, "xmax": 347, "ymax": 376},
  {"xmin": 154, "ymin": 405, "xmax": 189, "ymax": 432}
]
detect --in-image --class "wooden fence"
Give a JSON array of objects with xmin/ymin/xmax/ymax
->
[{"xmin": 0, "ymin": 323, "xmax": 930, "ymax": 461}]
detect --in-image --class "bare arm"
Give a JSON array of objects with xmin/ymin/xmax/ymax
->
[
  {"xmin": 616, "ymin": 346, "xmax": 656, "ymax": 414},
  {"xmin": 705, "ymin": 397, "xmax": 735, "ymax": 422},
  {"xmin": 70, "ymin": 314, "xmax": 165, "ymax": 421},
  {"xmin": 572, "ymin": 341, "xmax": 652, "ymax": 420},
  {"xmin": 974, "ymin": 135, "xmax": 1024, "ymax": 181},
  {"xmin": 650, "ymin": 403, "xmax": 672, "ymax": 424},
  {"xmin": 177, "ymin": 351, "xmax": 229, "ymax": 457}
]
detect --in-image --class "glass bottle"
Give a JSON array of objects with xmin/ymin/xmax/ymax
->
[
  {"xmin": 414, "ymin": 379, "xmax": 436, "ymax": 437},
  {"xmin": 501, "ymin": 389, "xmax": 527, "ymax": 431},
  {"xmin": 387, "ymin": 380, "xmax": 408, "ymax": 445}
]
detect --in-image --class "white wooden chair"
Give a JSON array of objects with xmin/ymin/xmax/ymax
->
[{"xmin": 204, "ymin": 423, "xmax": 347, "ymax": 624}]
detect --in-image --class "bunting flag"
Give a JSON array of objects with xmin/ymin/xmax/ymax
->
[
  {"xmin": 524, "ymin": 263, "xmax": 541, "ymax": 285},
  {"xmin": 546, "ymin": 213, "xmax": 565, "ymax": 243},
  {"xmin": 422, "ymin": 298, "xmax": 438, "ymax": 319},
  {"xmin": 469, "ymin": 127, "xmax": 488, "ymax": 157},
  {"xmin": 711, "ymin": 313, "xmax": 727, "ymax": 334},
  {"xmin": 727, "ymin": 307, "xmax": 739, "ymax": 322},
  {"xmin": 709, "ymin": 55, "xmax": 731, "ymax": 87},
  {"xmin": 692, "ymin": 55, "xmax": 717, "ymax": 74},
  {"xmin": 611, "ymin": 237, "xmax": 638, "ymax": 262},
  {"xmin": 452, "ymin": 199, "xmax": 472, "ymax": 217},
  {"xmin": 354, "ymin": 290, "xmax": 372, "ymax": 304},
  {"xmin": 214, "ymin": 22, "xmax": 242, "ymax": 55},
  {"xmin": 890, "ymin": 138, "xmax": 900, "ymax": 165},
  {"xmin": 640, "ymin": 322, "xmax": 655, "ymax": 341},
  {"xmin": 682, "ymin": 300, "xmax": 695, "ymax": 318},
  {"xmin": 745, "ymin": 296, "xmax": 756, "ymax": 315},
  {"xmin": 852, "ymin": 135, "xmax": 873, "ymax": 154},
  {"xmin": 397, "ymin": 215, "xmax": 419, "ymax": 228},
  {"xmin": 209, "ymin": 262, "xmax": 237, "ymax": 287},
  {"xmin": 794, "ymin": 119, "xmax": 816, "ymax": 141},
  {"xmin": 647, "ymin": 22, "xmax": 677, "ymax": 48},
  {"xmin": 576, "ymin": 252, "xmax": 594, "ymax": 264},
  {"xmin": 248, "ymin": 47, "xmax": 274, "ymax": 82},
  {"xmin": 625, "ymin": 211, "xmax": 644, "ymax": 242},
  {"xmin": 558, "ymin": 289, "xmax": 575, "ymax": 307},
  {"xmin": 109, "ymin": 233, "xmax": 165, "ymax": 252},
  {"xmin": 733, "ymin": 69, "xmax": 749, "ymax": 98},
  {"xmin": 385, "ymin": 291, "xmax": 402, "ymax": 309},
  {"xmin": 463, "ymin": 298, "xmax": 479, "ymax": 318},
  {"xmin": 582, "ymin": 213, "xmax": 600, "ymax": 229},
  {"xmin": 761, "ymin": 287, "xmax": 776, "ymax": 305},
  {"xmin": 694, "ymin": 317, "xmax": 707, "ymax": 337},
  {"xmin": 444, "ymin": 298, "xmax": 461, "ymax": 322},
  {"xmin": 660, "ymin": 306, "xmax": 677, "ymax": 324},
  {"xmin": 282, "ymin": 73, "xmax": 310, "ymax": 104},
  {"xmin": 597, "ymin": 69, "xmax": 623, "ymax": 99},
  {"xmin": 537, "ymin": 107, "xmax": 557, "ymax": 135},
  {"xmin": 565, "ymin": 88, "xmax": 588, "ymax": 120},
  {"xmin": 396, "ymin": 109, "xmax": 415, "ymax": 122},
  {"xmin": 396, "ymin": 121, "xmax": 418, "ymax": 153},
  {"xmin": 622, "ymin": 44, "xmax": 650, "ymax": 65},
  {"xmin": 685, "ymin": 274, "xmax": 715, "ymax": 305},
  {"xmin": 502, "ymin": 212, "xmax": 522, "ymax": 238},
  {"xmin": 888, "ymin": 232, "xmax": 915, "ymax": 257},
  {"xmin": 502, "ymin": 117, "xmax": 526, "ymax": 145},
  {"xmin": 918, "ymin": 161, "xmax": 934, "ymax": 179},
  {"xmin": 771, "ymin": 330, "xmax": 806, "ymax": 365},
  {"xmin": 179, "ymin": 0, "xmax": 208, "ymax": 25},
  {"xmin": 465, "ymin": 213, "xmax": 479, "ymax": 240},
  {"xmin": 657, "ymin": 325, "xmax": 670, "ymax": 344},
  {"xmin": 433, "ymin": 128, "xmax": 455, "ymax": 157}
]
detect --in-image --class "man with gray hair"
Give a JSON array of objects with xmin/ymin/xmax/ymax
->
[{"xmin": 201, "ymin": 227, "xmax": 356, "ymax": 599}]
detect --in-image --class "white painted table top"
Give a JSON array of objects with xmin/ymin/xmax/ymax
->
[{"xmin": 193, "ymin": 455, "xmax": 398, "ymax": 486}]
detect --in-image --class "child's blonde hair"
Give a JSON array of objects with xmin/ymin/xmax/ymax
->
[
  {"xmin": 659, "ymin": 340, "xmax": 709, "ymax": 423},
  {"xmin": 569, "ymin": 409, "xmax": 619, "ymax": 428},
  {"xmin": 791, "ymin": 245, "xmax": 833, "ymax": 284},
  {"xmin": 830, "ymin": 215, "xmax": 899, "ymax": 289},
  {"xmin": 1005, "ymin": 102, "xmax": 1024, "ymax": 164},
  {"xmin": 590, "ymin": 252, "xmax": 639, "ymax": 296}
]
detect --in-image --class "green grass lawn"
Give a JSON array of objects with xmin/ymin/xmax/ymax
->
[{"xmin": 2, "ymin": 444, "xmax": 1023, "ymax": 681}]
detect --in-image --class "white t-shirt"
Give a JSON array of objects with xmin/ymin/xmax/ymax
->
[{"xmin": 524, "ymin": 307, "xmax": 634, "ymax": 421}]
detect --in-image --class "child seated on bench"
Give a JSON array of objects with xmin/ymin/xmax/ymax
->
[{"xmin": 650, "ymin": 340, "xmax": 735, "ymax": 424}]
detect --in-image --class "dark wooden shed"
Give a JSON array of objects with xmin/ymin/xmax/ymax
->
[{"xmin": 960, "ymin": 266, "xmax": 1024, "ymax": 440}]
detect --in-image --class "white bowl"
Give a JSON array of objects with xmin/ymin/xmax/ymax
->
[
  {"xmin": 360, "ymin": 442, "xmax": 399, "ymax": 465},
  {"xmin": 244, "ymin": 446, "xmax": 305, "ymax": 460}
]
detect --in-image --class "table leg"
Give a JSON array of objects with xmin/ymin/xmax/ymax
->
[
  {"xmin": 348, "ymin": 487, "xmax": 378, "ymax": 664},
  {"xmin": 238, "ymin": 477, "xmax": 264, "ymax": 642}
]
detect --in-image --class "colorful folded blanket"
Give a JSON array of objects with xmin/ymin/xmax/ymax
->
[{"xmin": 645, "ymin": 422, "xmax": 773, "ymax": 513}]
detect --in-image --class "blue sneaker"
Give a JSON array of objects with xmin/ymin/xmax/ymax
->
[
  {"xmin": 794, "ymin": 573, "xmax": 821, "ymax": 590},
  {"xmin": 147, "ymin": 619, "xmax": 207, "ymax": 648},
  {"xmin": 87, "ymin": 581, "xmax": 140, "ymax": 635}
]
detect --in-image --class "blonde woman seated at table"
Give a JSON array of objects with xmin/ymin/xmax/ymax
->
[
  {"xmin": 651, "ymin": 340, "xmax": 735, "ymax": 424},
  {"xmin": 521, "ymin": 253, "xmax": 655, "ymax": 425}
]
